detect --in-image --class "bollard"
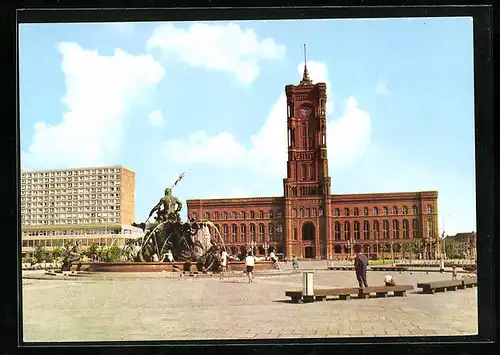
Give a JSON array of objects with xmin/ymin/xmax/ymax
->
[{"xmin": 302, "ymin": 271, "xmax": 314, "ymax": 302}]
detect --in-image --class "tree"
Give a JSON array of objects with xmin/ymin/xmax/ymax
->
[
  {"xmin": 444, "ymin": 239, "xmax": 461, "ymax": 259},
  {"xmin": 33, "ymin": 245, "xmax": 48, "ymax": 264},
  {"xmin": 84, "ymin": 244, "xmax": 99, "ymax": 261}
]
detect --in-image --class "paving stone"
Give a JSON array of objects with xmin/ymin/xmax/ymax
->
[{"xmin": 22, "ymin": 270, "xmax": 478, "ymax": 341}]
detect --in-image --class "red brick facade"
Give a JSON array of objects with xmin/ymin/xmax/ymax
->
[{"xmin": 187, "ymin": 66, "xmax": 439, "ymax": 260}]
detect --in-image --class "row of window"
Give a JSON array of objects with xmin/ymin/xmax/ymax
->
[
  {"xmin": 291, "ymin": 207, "xmax": 324, "ymax": 217},
  {"xmin": 22, "ymin": 218, "xmax": 120, "ymax": 226},
  {"xmin": 22, "ymin": 229, "xmax": 125, "ymax": 236},
  {"xmin": 22, "ymin": 211, "xmax": 120, "ymax": 219},
  {"xmin": 333, "ymin": 205, "xmax": 432, "ymax": 217},
  {"xmin": 21, "ymin": 168, "xmax": 121, "ymax": 178},
  {"xmin": 212, "ymin": 223, "xmax": 284, "ymax": 243},
  {"xmin": 331, "ymin": 219, "xmax": 434, "ymax": 241},
  {"xmin": 192, "ymin": 210, "xmax": 283, "ymax": 221},
  {"xmin": 21, "ymin": 178, "xmax": 121, "ymax": 188},
  {"xmin": 21, "ymin": 205, "xmax": 120, "ymax": 214}
]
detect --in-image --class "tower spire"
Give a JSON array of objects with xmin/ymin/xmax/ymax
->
[{"xmin": 300, "ymin": 44, "xmax": 312, "ymax": 85}]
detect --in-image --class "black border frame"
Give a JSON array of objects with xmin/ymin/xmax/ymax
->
[{"xmin": 3, "ymin": 4, "xmax": 495, "ymax": 354}]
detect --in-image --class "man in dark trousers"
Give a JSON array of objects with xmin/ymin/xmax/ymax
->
[{"xmin": 354, "ymin": 249, "xmax": 369, "ymax": 288}]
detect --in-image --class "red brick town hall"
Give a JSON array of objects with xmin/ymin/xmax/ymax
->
[{"xmin": 187, "ymin": 64, "xmax": 439, "ymax": 260}]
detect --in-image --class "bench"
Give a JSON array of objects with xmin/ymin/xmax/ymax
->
[
  {"xmin": 416, "ymin": 280, "xmax": 465, "ymax": 294},
  {"xmin": 357, "ymin": 285, "xmax": 414, "ymax": 299},
  {"xmin": 327, "ymin": 266, "xmax": 355, "ymax": 271},
  {"xmin": 370, "ymin": 266, "xmax": 408, "ymax": 272},
  {"xmin": 285, "ymin": 287, "xmax": 360, "ymax": 303},
  {"xmin": 459, "ymin": 278, "xmax": 477, "ymax": 289}
]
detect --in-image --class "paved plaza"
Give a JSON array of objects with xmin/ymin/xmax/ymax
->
[{"xmin": 22, "ymin": 266, "xmax": 478, "ymax": 342}]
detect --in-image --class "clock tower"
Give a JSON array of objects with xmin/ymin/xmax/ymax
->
[{"xmin": 283, "ymin": 45, "xmax": 331, "ymax": 259}]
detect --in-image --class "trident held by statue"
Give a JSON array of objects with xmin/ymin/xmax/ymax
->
[{"xmin": 171, "ymin": 172, "xmax": 185, "ymax": 189}]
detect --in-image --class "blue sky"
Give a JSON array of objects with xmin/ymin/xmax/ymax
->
[{"xmin": 19, "ymin": 17, "xmax": 475, "ymax": 235}]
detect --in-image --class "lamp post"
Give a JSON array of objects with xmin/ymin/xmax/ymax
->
[{"xmin": 390, "ymin": 241, "xmax": 395, "ymax": 266}]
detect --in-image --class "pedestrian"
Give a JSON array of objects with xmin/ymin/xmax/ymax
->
[
  {"xmin": 292, "ymin": 255, "xmax": 299, "ymax": 271},
  {"xmin": 384, "ymin": 274, "xmax": 396, "ymax": 286},
  {"xmin": 452, "ymin": 265, "xmax": 458, "ymax": 280},
  {"xmin": 269, "ymin": 250, "xmax": 281, "ymax": 270},
  {"xmin": 440, "ymin": 258, "xmax": 445, "ymax": 273},
  {"xmin": 220, "ymin": 249, "xmax": 228, "ymax": 275},
  {"xmin": 354, "ymin": 249, "xmax": 369, "ymax": 288},
  {"xmin": 245, "ymin": 252, "xmax": 256, "ymax": 283}
]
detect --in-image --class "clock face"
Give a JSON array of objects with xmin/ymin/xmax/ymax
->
[{"xmin": 300, "ymin": 106, "xmax": 312, "ymax": 117}]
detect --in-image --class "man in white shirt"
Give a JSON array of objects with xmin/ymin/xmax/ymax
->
[
  {"xmin": 245, "ymin": 253, "xmax": 256, "ymax": 283},
  {"xmin": 220, "ymin": 250, "xmax": 229, "ymax": 275},
  {"xmin": 269, "ymin": 250, "xmax": 280, "ymax": 270}
]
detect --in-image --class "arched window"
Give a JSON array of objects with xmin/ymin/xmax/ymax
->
[
  {"xmin": 302, "ymin": 123, "xmax": 307, "ymax": 148},
  {"xmin": 343, "ymin": 221, "xmax": 350, "ymax": 240},
  {"xmin": 192, "ymin": 212, "xmax": 197, "ymax": 220},
  {"xmin": 363, "ymin": 221, "xmax": 370, "ymax": 240},
  {"xmin": 205, "ymin": 212, "xmax": 210, "ymax": 220},
  {"xmin": 269, "ymin": 210, "xmax": 273, "ymax": 219},
  {"xmin": 300, "ymin": 209, "xmax": 304, "ymax": 217},
  {"xmin": 293, "ymin": 227, "xmax": 298, "ymax": 240},
  {"xmin": 231, "ymin": 224, "xmax": 238, "ymax": 242},
  {"xmin": 392, "ymin": 206, "xmax": 398, "ymax": 215},
  {"xmin": 402, "ymin": 219, "xmax": 409, "ymax": 239},
  {"xmin": 258, "ymin": 223, "xmax": 265, "ymax": 242},
  {"xmin": 268, "ymin": 223, "xmax": 274, "ymax": 241},
  {"xmin": 232, "ymin": 211, "xmax": 237, "ymax": 220},
  {"xmin": 334, "ymin": 208, "xmax": 340, "ymax": 217},
  {"xmin": 319, "ymin": 208, "xmax": 323, "ymax": 216},
  {"xmin": 249, "ymin": 224, "xmax": 256, "ymax": 241},
  {"xmin": 301, "ymin": 164, "xmax": 307, "ymax": 180},
  {"xmin": 292, "ymin": 209, "xmax": 297, "ymax": 218},
  {"xmin": 305, "ymin": 208, "xmax": 310, "ymax": 217},
  {"xmin": 363, "ymin": 207, "xmax": 369, "ymax": 216},
  {"xmin": 240, "ymin": 224, "xmax": 247, "ymax": 242},
  {"xmin": 354, "ymin": 221, "xmax": 360, "ymax": 240},
  {"xmin": 373, "ymin": 221, "xmax": 380, "ymax": 239},
  {"xmin": 426, "ymin": 205, "xmax": 433, "ymax": 214},
  {"xmin": 383, "ymin": 207, "xmax": 388, "ymax": 215},
  {"xmin": 223, "ymin": 212, "xmax": 228, "ymax": 220},
  {"xmin": 427, "ymin": 219, "xmax": 434, "ymax": 239},
  {"xmin": 412, "ymin": 219, "xmax": 419, "ymax": 238},
  {"xmin": 402, "ymin": 206, "xmax": 408, "ymax": 215},
  {"xmin": 334, "ymin": 222, "xmax": 341, "ymax": 240},
  {"xmin": 354, "ymin": 208, "xmax": 359, "ymax": 216},
  {"xmin": 412, "ymin": 205, "xmax": 417, "ymax": 215},
  {"xmin": 250, "ymin": 211, "xmax": 255, "ymax": 219},
  {"xmin": 392, "ymin": 220, "xmax": 400, "ymax": 239},
  {"xmin": 312, "ymin": 208, "xmax": 317, "ymax": 217},
  {"xmin": 373, "ymin": 207, "xmax": 379, "ymax": 216},
  {"xmin": 344, "ymin": 208, "xmax": 350, "ymax": 217},
  {"xmin": 214, "ymin": 212, "xmax": 218, "ymax": 220},
  {"xmin": 382, "ymin": 220, "xmax": 389, "ymax": 239},
  {"xmin": 241, "ymin": 211, "xmax": 246, "ymax": 219},
  {"xmin": 222, "ymin": 224, "xmax": 229, "ymax": 242}
]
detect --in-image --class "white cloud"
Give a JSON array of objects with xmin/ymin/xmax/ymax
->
[
  {"xmin": 148, "ymin": 109, "xmax": 164, "ymax": 127},
  {"xmin": 146, "ymin": 22, "xmax": 286, "ymax": 85},
  {"xmin": 327, "ymin": 97, "xmax": 372, "ymax": 169},
  {"xmin": 164, "ymin": 131, "xmax": 246, "ymax": 167},
  {"xmin": 21, "ymin": 42, "xmax": 165, "ymax": 170},
  {"xmin": 375, "ymin": 77, "xmax": 390, "ymax": 95},
  {"xmin": 162, "ymin": 60, "xmax": 372, "ymax": 179}
]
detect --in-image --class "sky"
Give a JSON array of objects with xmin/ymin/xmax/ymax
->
[{"xmin": 19, "ymin": 17, "xmax": 476, "ymax": 236}]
